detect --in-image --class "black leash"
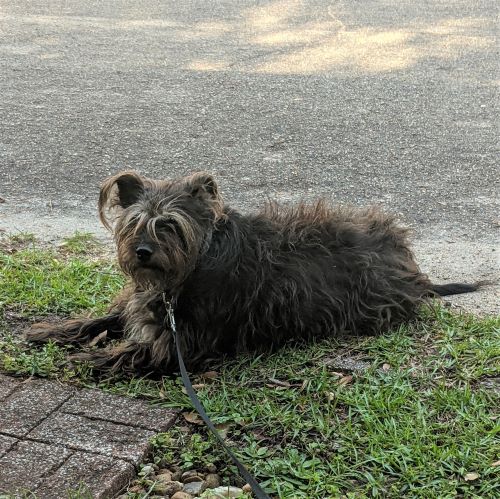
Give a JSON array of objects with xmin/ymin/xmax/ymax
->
[{"xmin": 162, "ymin": 294, "xmax": 271, "ymax": 499}]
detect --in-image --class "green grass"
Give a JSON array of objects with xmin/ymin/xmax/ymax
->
[
  {"xmin": 7, "ymin": 231, "xmax": 37, "ymax": 246},
  {"xmin": 0, "ymin": 242, "xmax": 123, "ymax": 318},
  {"xmin": 0, "ymin": 235, "xmax": 498, "ymax": 498},
  {"xmin": 60, "ymin": 232, "xmax": 103, "ymax": 255}
]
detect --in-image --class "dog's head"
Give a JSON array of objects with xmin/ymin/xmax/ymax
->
[{"xmin": 99, "ymin": 171, "xmax": 224, "ymax": 290}]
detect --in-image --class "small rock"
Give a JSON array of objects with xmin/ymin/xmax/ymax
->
[
  {"xmin": 206, "ymin": 463, "xmax": 217, "ymax": 473},
  {"xmin": 128, "ymin": 485, "xmax": 145, "ymax": 494},
  {"xmin": 184, "ymin": 474, "xmax": 204, "ymax": 483},
  {"xmin": 153, "ymin": 482, "xmax": 166, "ymax": 494},
  {"xmin": 172, "ymin": 492, "xmax": 194, "ymax": 499},
  {"xmin": 155, "ymin": 480, "xmax": 183, "ymax": 496},
  {"xmin": 157, "ymin": 467, "xmax": 173, "ymax": 474},
  {"xmin": 172, "ymin": 469, "xmax": 183, "ymax": 481},
  {"xmin": 205, "ymin": 473, "xmax": 221, "ymax": 488},
  {"xmin": 206, "ymin": 486, "xmax": 245, "ymax": 498},
  {"xmin": 156, "ymin": 470, "xmax": 173, "ymax": 483},
  {"xmin": 183, "ymin": 480, "xmax": 207, "ymax": 495},
  {"xmin": 479, "ymin": 376, "xmax": 500, "ymax": 395},
  {"xmin": 242, "ymin": 484, "xmax": 252, "ymax": 493},
  {"xmin": 141, "ymin": 464, "xmax": 155, "ymax": 475},
  {"xmin": 325, "ymin": 357, "xmax": 371, "ymax": 372},
  {"xmin": 181, "ymin": 470, "xmax": 202, "ymax": 481}
]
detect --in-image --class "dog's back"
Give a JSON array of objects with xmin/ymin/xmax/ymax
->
[{"xmin": 178, "ymin": 200, "xmax": 431, "ymax": 357}]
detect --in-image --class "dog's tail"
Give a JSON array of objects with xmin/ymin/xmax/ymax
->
[{"xmin": 429, "ymin": 281, "xmax": 488, "ymax": 296}]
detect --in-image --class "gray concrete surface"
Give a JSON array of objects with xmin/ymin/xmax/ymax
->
[{"xmin": 0, "ymin": 0, "xmax": 498, "ymax": 313}]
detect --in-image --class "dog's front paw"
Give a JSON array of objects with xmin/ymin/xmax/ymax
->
[
  {"xmin": 69, "ymin": 341, "xmax": 151, "ymax": 375},
  {"xmin": 25, "ymin": 322, "xmax": 62, "ymax": 343},
  {"xmin": 25, "ymin": 319, "xmax": 94, "ymax": 345}
]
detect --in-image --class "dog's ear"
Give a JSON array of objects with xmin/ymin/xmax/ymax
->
[
  {"xmin": 184, "ymin": 172, "xmax": 218, "ymax": 198},
  {"xmin": 98, "ymin": 171, "xmax": 145, "ymax": 230},
  {"xmin": 184, "ymin": 172, "xmax": 224, "ymax": 220}
]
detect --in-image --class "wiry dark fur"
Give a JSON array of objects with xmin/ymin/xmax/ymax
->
[{"xmin": 26, "ymin": 171, "xmax": 478, "ymax": 375}]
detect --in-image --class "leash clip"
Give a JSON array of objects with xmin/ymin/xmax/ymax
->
[{"xmin": 162, "ymin": 292, "xmax": 177, "ymax": 333}]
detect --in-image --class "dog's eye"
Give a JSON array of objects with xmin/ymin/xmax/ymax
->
[{"xmin": 156, "ymin": 219, "xmax": 180, "ymax": 233}]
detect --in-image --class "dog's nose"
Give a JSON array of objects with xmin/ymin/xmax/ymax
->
[{"xmin": 136, "ymin": 244, "xmax": 153, "ymax": 261}]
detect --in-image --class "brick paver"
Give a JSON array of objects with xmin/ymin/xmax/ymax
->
[
  {"xmin": 0, "ymin": 440, "xmax": 72, "ymax": 493},
  {"xmin": 34, "ymin": 452, "xmax": 135, "ymax": 499},
  {"xmin": 61, "ymin": 387, "xmax": 178, "ymax": 431},
  {"xmin": 0, "ymin": 375, "xmax": 19, "ymax": 399},
  {"xmin": 0, "ymin": 379, "xmax": 75, "ymax": 436},
  {"xmin": 0, "ymin": 374, "xmax": 178, "ymax": 498},
  {"xmin": 0, "ymin": 434, "xmax": 17, "ymax": 457},
  {"xmin": 29, "ymin": 412, "xmax": 156, "ymax": 464}
]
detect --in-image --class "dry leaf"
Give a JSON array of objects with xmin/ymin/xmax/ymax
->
[
  {"xmin": 215, "ymin": 423, "xmax": 230, "ymax": 439},
  {"xmin": 338, "ymin": 375, "xmax": 353, "ymax": 386},
  {"xmin": 491, "ymin": 460, "xmax": 500, "ymax": 467},
  {"xmin": 382, "ymin": 363, "xmax": 391, "ymax": 371},
  {"xmin": 267, "ymin": 378, "xmax": 291, "ymax": 388},
  {"xmin": 464, "ymin": 472, "xmax": 480, "ymax": 481},
  {"xmin": 200, "ymin": 370, "xmax": 218, "ymax": 380},
  {"xmin": 182, "ymin": 412, "xmax": 203, "ymax": 425},
  {"xmin": 251, "ymin": 429, "xmax": 269, "ymax": 441}
]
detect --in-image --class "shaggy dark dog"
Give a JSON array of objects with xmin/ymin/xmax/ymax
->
[{"xmin": 27, "ymin": 171, "xmax": 477, "ymax": 374}]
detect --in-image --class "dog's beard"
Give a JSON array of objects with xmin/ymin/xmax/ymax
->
[{"xmin": 129, "ymin": 266, "xmax": 169, "ymax": 290}]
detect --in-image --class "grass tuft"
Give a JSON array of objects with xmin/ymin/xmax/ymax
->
[{"xmin": 60, "ymin": 232, "xmax": 103, "ymax": 255}]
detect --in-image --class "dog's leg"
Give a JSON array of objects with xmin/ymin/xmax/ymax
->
[
  {"xmin": 26, "ymin": 313, "xmax": 123, "ymax": 345},
  {"xmin": 69, "ymin": 340, "xmax": 152, "ymax": 374},
  {"xmin": 70, "ymin": 327, "xmax": 178, "ymax": 375}
]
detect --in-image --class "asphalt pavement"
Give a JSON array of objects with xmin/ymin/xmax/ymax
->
[{"xmin": 0, "ymin": 0, "xmax": 498, "ymax": 313}]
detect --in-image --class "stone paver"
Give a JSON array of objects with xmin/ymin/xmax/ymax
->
[
  {"xmin": 0, "ymin": 374, "xmax": 20, "ymax": 399},
  {"xmin": 34, "ymin": 452, "xmax": 135, "ymax": 499},
  {"xmin": 0, "ymin": 434, "xmax": 17, "ymax": 458},
  {"xmin": 0, "ymin": 375, "xmax": 178, "ymax": 498},
  {"xmin": 0, "ymin": 378, "xmax": 74, "ymax": 437},
  {"xmin": 0, "ymin": 440, "xmax": 72, "ymax": 493},
  {"xmin": 29, "ymin": 412, "xmax": 156, "ymax": 464},
  {"xmin": 61, "ymin": 387, "xmax": 177, "ymax": 431}
]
